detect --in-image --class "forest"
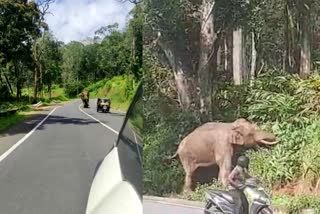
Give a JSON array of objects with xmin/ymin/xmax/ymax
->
[
  {"xmin": 143, "ymin": 0, "xmax": 320, "ymax": 212},
  {"xmin": 0, "ymin": 0, "xmax": 142, "ymax": 121}
]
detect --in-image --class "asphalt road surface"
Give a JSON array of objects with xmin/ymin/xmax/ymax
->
[
  {"xmin": 0, "ymin": 100, "xmax": 126, "ymax": 214},
  {"xmin": 0, "ymin": 99, "xmax": 205, "ymax": 214},
  {"xmin": 144, "ymin": 200, "xmax": 204, "ymax": 214}
]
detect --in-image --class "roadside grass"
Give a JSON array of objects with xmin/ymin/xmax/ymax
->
[
  {"xmin": 22, "ymin": 85, "xmax": 69, "ymax": 105},
  {"xmin": 85, "ymin": 75, "xmax": 138, "ymax": 112},
  {"xmin": 0, "ymin": 86, "xmax": 69, "ymax": 133},
  {"xmin": 0, "ymin": 113, "xmax": 27, "ymax": 132}
]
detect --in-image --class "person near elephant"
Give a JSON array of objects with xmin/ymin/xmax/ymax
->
[
  {"xmin": 166, "ymin": 118, "xmax": 278, "ymax": 193},
  {"xmin": 228, "ymin": 155, "xmax": 251, "ymax": 214}
]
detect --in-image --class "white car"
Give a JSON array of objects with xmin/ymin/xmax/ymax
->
[{"xmin": 86, "ymin": 84, "xmax": 143, "ymax": 214}]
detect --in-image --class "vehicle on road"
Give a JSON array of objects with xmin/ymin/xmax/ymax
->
[
  {"xmin": 86, "ymin": 84, "xmax": 142, "ymax": 214},
  {"xmin": 204, "ymin": 177, "xmax": 273, "ymax": 214},
  {"xmin": 97, "ymin": 98, "xmax": 111, "ymax": 113}
]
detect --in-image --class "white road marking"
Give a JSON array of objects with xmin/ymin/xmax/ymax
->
[
  {"xmin": 78, "ymin": 104, "xmax": 119, "ymax": 135},
  {"xmin": 0, "ymin": 107, "xmax": 59, "ymax": 163}
]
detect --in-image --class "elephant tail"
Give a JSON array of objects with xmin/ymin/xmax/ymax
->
[
  {"xmin": 163, "ymin": 151, "xmax": 179, "ymax": 165},
  {"xmin": 168, "ymin": 151, "xmax": 178, "ymax": 160}
]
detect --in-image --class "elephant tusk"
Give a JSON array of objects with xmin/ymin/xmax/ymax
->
[{"xmin": 260, "ymin": 139, "xmax": 278, "ymax": 145}]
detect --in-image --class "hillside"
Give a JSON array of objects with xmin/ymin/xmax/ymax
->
[{"xmin": 85, "ymin": 75, "xmax": 138, "ymax": 111}]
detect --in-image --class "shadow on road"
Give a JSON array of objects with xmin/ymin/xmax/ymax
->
[
  {"xmin": 101, "ymin": 112, "xmax": 126, "ymax": 117},
  {"xmin": 0, "ymin": 114, "xmax": 99, "ymax": 138}
]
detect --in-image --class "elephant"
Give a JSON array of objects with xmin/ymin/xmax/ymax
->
[
  {"xmin": 80, "ymin": 91, "xmax": 90, "ymax": 108},
  {"xmin": 167, "ymin": 118, "xmax": 278, "ymax": 193}
]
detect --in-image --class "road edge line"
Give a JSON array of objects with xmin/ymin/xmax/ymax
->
[
  {"xmin": 0, "ymin": 107, "xmax": 59, "ymax": 163},
  {"xmin": 78, "ymin": 104, "xmax": 119, "ymax": 135},
  {"xmin": 143, "ymin": 196, "xmax": 205, "ymax": 209}
]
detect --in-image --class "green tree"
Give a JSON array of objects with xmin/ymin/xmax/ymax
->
[
  {"xmin": 97, "ymin": 26, "xmax": 131, "ymax": 79},
  {"xmin": 35, "ymin": 32, "xmax": 62, "ymax": 98},
  {"xmin": 127, "ymin": 3, "xmax": 143, "ymax": 80},
  {"xmin": 61, "ymin": 41, "xmax": 85, "ymax": 96},
  {"xmin": 0, "ymin": 0, "xmax": 42, "ymax": 98}
]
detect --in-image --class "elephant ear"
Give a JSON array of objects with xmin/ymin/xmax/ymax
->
[{"xmin": 231, "ymin": 125, "xmax": 245, "ymax": 145}]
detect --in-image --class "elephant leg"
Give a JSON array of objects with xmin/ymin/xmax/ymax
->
[
  {"xmin": 218, "ymin": 159, "xmax": 232, "ymax": 187},
  {"xmin": 181, "ymin": 159, "xmax": 196, "ymax": 193},
  {"xmin": 183, "ymin": 173, "xmax": 193, "ymax": 193}
]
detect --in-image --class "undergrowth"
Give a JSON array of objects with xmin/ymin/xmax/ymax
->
[
  {"xmin": 0, "ymin": 113, "xmax": 27, "ymax": 132},
  {"xmin": 85, "ymin": 75, "xmax": 138, "ymax": 111}
]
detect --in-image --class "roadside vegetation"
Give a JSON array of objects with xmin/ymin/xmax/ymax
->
[
  {"xmin": 143, "ymin": 0, "xmax": 320, "ymax": 212},
  {"xmin": 85, "ymin": 75, "xmax": 139, "ymax": 111},
  {"xmin": 0, "ymin": 113, "xmax": 27, "ymax": 132}
]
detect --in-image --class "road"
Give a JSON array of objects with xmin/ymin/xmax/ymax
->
[
  {"xmin": 143, "ymin": 199, "xmax": 204, "ymax": 214},
  {"xmin": 0, "ymin": 100, "xmax": 125, "ymax": 214},
  {"xmin": 0, "ymin": 99, "xmax": 206, "ymax": 214}
]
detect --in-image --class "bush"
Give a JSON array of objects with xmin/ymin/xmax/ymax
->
[
  {"xmin": 215, "ymin": 71, "xmax": 320, "ymax": 190},
  {"xmin": 85, "ymin": 75, "xmax": 138, "ymax": 111},
  {"xmin": 273, "ymin": 194, "xmax": 320, "ymax": 214},
  {"xmin": 65, "ymin": 81, "xmax": 85, "ymax": 97},
  {"xmin": 143, "ymin": 95, "xmax": 200, "ymax": 195}
]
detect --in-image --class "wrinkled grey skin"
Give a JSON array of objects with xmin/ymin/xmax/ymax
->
[{"xmin": 168, "ymin": 118, "xmax": 277, "ymax": 193}]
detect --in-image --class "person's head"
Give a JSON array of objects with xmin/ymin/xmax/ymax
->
[{"xmin": 237, "ymin": 155, "xmax": 249, "ymax": 169}]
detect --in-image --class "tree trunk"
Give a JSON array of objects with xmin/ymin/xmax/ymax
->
[
  {"xmin": 14, "ymin": 64, "xmax": 22, "ymax": 99},
  {"xmin": 173, "ymin": 66, "xmax": 196, "ymax": 109},
  {"xmin": 33, "ymin": 66, "xmax": 38, "ymax": 102},
  {"xmin": 250, "ymin": 32, "xmax": 257, "ymax": 85},
  {"xmin": 284, "ymin": 1, "xmax": 290, "ymax": 72},
  {"xmin": 157, "ymin": 40, "xmax": 198, "ymax": 110},
  {"xmin": 225, "ymin": 30, "xmax": 233, "ymax": 80},
  {"xmin": 39, "ymin": 63, "xmax": 43, "ymax": 99},
  {"xmin": 48, "ymin": 83, "xmax": 52, "ymax": 99},
  {"xmin": 299, "ymin": 3, "xmax": 311, "ymax": 77},
  {"xmin": 3, "ymin": 73, "xmax": 13, "ymax": 95},
  {"xmin": 198, "ymin": 0, "xmax": 218, "ymax": 121},
  {"xmin": 233, "ymin": 28, "xmax": 246, "ymax": 85},
  {"xmin": 217, "ymin": 45, "xmax": 222, "ymax": 69},
  {"xmin": 284, "ymin": 0, "xmax": 298, "ymax": 73},
  {"xmin": 16, "ymin": 81, "xmax": 21, "ymax": 99}
]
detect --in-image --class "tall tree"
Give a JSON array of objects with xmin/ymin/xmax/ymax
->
[
  {"xmin": 298, "ymin": 0, "xmax": 312, "ymax": 77},
  {"xmin": 33, "ymin": 32, "xmax": 62, "ymax": 98},
  {"xmin": 145, "ymin": 0, "xmax": 224, "ymax": 120},
  {"xmin": 127, "ymin": 4, "xmax": 143, "ymax": 80},
  {"xmin": 0, "ymin": 0, "xmax": 42, "ymax": 98},
  {"xmin": 198, "ymin": 0, "xmax": 220, "ymax": 118},
  {"xmin": 61, "ymin": 41, "xmax": 85, "ymax": 95}
]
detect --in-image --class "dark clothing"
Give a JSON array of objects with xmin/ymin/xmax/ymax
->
[
  {"xmin": 229, "ymin": 189, "xmax": 248, "ymax": 214},
  {"xmin": 228, "ymin": 166, "xmax": 249, "ymax": 190},
  {"xmin": 228, "ymin": 166, "xmax": 250, "ymax": 214}
]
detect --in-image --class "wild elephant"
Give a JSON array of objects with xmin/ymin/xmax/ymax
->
[
  {"xmin": 168, "ymin": 118, "xmax": 277, "ymax": 193},
  {"xmin": 80, "ymin": 91, "xmax": 90, "ymax": 108}
]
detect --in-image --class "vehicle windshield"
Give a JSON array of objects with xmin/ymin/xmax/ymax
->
[{"xmin": 116, "ymin": 84, "xmax": 142, "ymax": 147}]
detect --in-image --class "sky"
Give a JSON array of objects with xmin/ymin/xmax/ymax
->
[{"xmin": 43, "ymin": 0, "xmax": 134, "ymax": 43}]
